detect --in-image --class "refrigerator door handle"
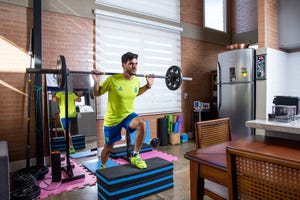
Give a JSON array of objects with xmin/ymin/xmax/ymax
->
[{"xmin": 217, "ymin": 61, "xmax": 222, "ymax": 111}]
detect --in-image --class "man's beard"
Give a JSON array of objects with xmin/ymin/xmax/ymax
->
[{"xmin": 126, "ymin": 68, "xmax": 136, "ymax": 76}]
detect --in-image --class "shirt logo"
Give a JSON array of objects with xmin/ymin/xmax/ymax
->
[
  {"xmin": 118, "ymin": 86, "xmax": 123, "ymax": 91},
  {"xmin": 134, "ymin": 87, "xmax": 138, "ymax": 93},
  {"xmin": 105, "ymin": 137, "xmax": 110, "ymax": 143}
]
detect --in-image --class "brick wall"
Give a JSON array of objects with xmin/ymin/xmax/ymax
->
[
  {"xmin": 231, "ymin": 0, "xmax": 258, "ymax": 34},
  {"xmin": 181, "ymin": 0, "xmax": 203, "ymax": 27},
  {"xmin": 42, "ymin": 12, "xmax": 94, "ymax": 71},
  {"xmin": 0, "ymin": 73, "xmax": 34, "ymax": 160},
  {"xmin": 258, "ymin": 0, "xmax": 278, "ymax": 49},
  {"xmin": 0, "ymin": 2, "xmax": 94, "ymax": 161},
  {"xmin": 181, "ymin": 38, "xmax": 226, "ymax": 131},
  {"xmin": 0, "ymin": 3, "xmax": 33, "ymax": 51},
  {"xmin": 0, "ymin": 3, "xmax": 34, "ymax": 161}
]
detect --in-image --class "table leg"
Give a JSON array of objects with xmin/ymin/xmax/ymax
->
[{"xmin": 190, "ymin": 160, "xmax": 205, "ymax": 200}]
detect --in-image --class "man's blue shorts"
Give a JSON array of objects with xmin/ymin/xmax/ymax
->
[
  {"xmin": 104, "ymin": 112, "xmax": 138, "ymax": 145},
  {"xmin": 60, "ymin": 117, "xmax": 75, "ymax": 130}
]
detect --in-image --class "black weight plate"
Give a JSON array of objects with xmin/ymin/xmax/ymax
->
[
  {"xmin": 165, "ymin": 65, "xmax": 183, "ymax": 90},
  {"xmin": 56, "ymin": 55, "xmax": 67, "ymax": 89},
  {"xmin": 12, "ymin": 171, "xmax": 35, "ymax": 190},
  {"xmin": 11, "ymin": 184, "xmax": 41, "ymax": 200},
  {"xmin": 16, "ymin": 166, "xmax": 49, "ymax": 180}
]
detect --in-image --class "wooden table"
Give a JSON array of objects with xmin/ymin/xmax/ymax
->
[{"xmin": 184, "ymin": 135, "xmax": 300, "ymax": 200}]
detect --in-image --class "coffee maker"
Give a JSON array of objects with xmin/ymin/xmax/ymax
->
[
  {"xmin": 273, "ymin": 96, "xmax": 300, "ymax": 114},
  {"xmin": 270, "ymin": 96, "xmax": 300, "ymax": 122}
]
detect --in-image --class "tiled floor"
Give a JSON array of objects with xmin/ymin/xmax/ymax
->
[{"xmin": 41, "ymin": 139, "xmax": 217, "ymax": 200}]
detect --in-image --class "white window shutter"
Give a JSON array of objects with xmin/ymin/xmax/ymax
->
[{"xmin": 95, "ymin": 10, "xmax": 182, "ymax": 118}]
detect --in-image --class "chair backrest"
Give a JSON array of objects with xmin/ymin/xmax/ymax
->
[
  {"xmin": 195, "ymin": 117, "xmax": 231, "ymax": 149},
  {"xmin": 227, "ymin": 147, "xmax": 300, "ymax": 200}
]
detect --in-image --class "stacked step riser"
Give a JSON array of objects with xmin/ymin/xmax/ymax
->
[{"xmin": 96, "ymin": 157, "xmax": 174, "ymax": 200}]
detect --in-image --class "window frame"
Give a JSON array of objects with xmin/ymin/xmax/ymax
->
[{"xmin": 203, "ymin": 0, "xmax": 227, "ymax": 32}]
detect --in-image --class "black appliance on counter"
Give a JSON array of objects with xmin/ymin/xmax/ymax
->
[{"xmin": 273, "ymin": 96, "xmax": 300, "ymax": 114}]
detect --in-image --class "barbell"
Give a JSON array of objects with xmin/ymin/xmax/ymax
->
[{"xmin": 26, "ymin": 55, "xmax": 192, "ymax": 90}]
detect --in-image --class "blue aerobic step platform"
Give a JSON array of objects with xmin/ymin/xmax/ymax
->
[
  {"xmin": 109, "ymin": 143, "xmax": 153, "ymax": 159},
  {"xmin": 51, "ymin": 135, "xmax": 85, "ymax": 151},
  {"xmin": 96, "ymin": 157, "xmax": 174, "ymax": 200}
]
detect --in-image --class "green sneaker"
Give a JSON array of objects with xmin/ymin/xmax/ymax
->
[
  {"xmin": 100, "ymin": 164, "xmax": 107, "ymax": 169},
  {"xmin": 130, "ymin": 154, "xmax": 147, "ymax": 169},
  {"xmin": 69, "ymin": 148, "xmax": 76, "ymax": 154}
]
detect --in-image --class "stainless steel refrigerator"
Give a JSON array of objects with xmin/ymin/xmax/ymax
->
[{"xmin": 217, "ymin": 48, "xmax": 255, "ymax": 139}]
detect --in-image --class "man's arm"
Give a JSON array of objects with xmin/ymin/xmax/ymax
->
[
  {"xmin": 92, "ymin": 70, "xmax": 101, "ymax": 97},
  {"xmin": 138, "ymin": 75, "xmax": 154, "ymax": 96},
  {"xmin": 137, "ymin": 84, "xmax": 151, "ymax": 96},
  {"xmin": 93, "ymin": 84, "xmax": 101, "ymax": 97}
]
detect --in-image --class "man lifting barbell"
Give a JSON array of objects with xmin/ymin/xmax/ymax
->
[{"xmin": 92, "ymin": 52, "xmax": 154, "ymax": 169}]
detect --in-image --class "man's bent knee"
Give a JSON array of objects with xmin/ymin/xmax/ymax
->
[
  {"xmin": 130, "ymin": 117, "xmax": 146, "ymax": 131},
  {"xmin": 136, "ymin": 118, "xmax": 146, "ymax": 131}
]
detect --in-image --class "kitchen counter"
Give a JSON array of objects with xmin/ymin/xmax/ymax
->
[{"xmin": 246, "ymin": 119, "xmax": 300, "ymax": 140}]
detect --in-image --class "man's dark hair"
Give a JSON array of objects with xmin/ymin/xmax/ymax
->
[{"xmin": 121, "ymin": 52, "xmax": 138, "ymax": 64}]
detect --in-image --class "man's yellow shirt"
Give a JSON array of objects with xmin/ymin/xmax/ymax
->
[{"xmin": 100, "ymin": 74, "xmax": 140, "ymax": 126}]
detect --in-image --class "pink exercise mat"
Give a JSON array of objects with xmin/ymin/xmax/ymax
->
[
  {"xmin": 37, "ymin": 159, "xmax": 96, "ymax": 199},
  {"xmin": 111, "ymin": 149, "xmax": 178, "ymax": 165}
]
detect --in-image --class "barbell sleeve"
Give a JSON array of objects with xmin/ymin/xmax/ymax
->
[{"xmin": 182, "ymin": 77, "xmax": 193, "ymax": 81}]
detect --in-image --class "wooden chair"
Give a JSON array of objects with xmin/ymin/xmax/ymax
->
[
  {"xmin": 195, "ymin": 117, "xmax": 232, "ymax": 200},
  {"xmin": 195, "ymin": 117, "xmax": 231, "ymax": 149},
  {"xmin": 227, "ymin": 147, "xmax": 300, "ymax": 200}
]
